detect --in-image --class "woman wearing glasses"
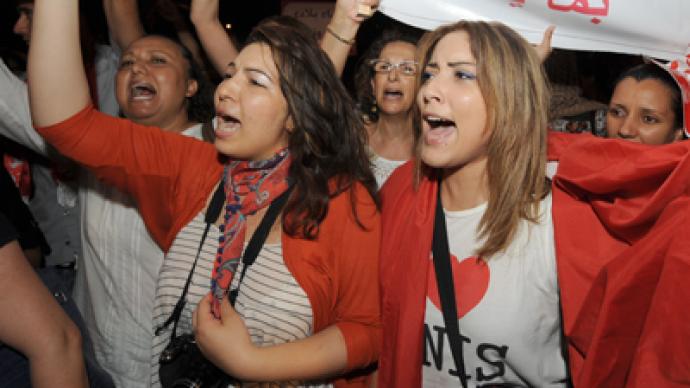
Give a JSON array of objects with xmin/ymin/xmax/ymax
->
[
  {"xmin": 353, "ymin": 31, "xmax": 421, "ymax": 188},
  {"xmin": 321, "ymin": 0, "xmax": 419, "ymax": 188}
]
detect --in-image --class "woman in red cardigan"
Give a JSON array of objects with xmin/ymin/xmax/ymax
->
[{"xmin": 28, "ymin": 1, "xmax": 381, "ymax": 386}]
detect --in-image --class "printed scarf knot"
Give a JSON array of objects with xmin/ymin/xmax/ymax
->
[{"xmin": 211, "ymin": 149, "xmax": 290, "ymax": 316}]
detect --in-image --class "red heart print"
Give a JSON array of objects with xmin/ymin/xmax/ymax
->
[{"xmin": 427, "ymin": 255, "xmax": 490, "ymax": 319}]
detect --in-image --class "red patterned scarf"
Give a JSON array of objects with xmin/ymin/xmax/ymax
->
[{"xmin": 211, "ymin": 148, "xmax": 291, "ymax": 317}]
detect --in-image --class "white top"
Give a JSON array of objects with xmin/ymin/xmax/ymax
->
[
  {"xmin": 422, "ymin": 194, "xmax": 568, "ymax": 387},
  {"xmin": 76, "ymin": 121, "xmax": 205, "ymax": 388},
  {"xmin": 151, "ymin": 212, "xmax": 330, "ymax": 388},
  {"xmin": 0, "ymin": 59, "xmax": 79, "ymax": 265},
  {"xmin": 0, "ymin": 47, "xmax": 118, "ymax": 267},
  {"xmin": 371, "ymin": 153, "xmax": 406, "ymax": 189}
]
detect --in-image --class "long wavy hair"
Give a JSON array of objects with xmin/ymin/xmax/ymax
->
[
  {"xmin": 246, "ymin": 16, "xmax": 378, "ymax": 238},
  {"xmin": 416, "ymin": 20, "xmax": 550, "ymax": 258}
]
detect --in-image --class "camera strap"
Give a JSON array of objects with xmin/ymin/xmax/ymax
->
[
  {"xmin": 155, "ymin": 180, "xmax": 293, "ymax": 340},
  {"xmin": 433, "ymin": 178, "xmax": 468, "ymax": 387},
  {"xmin": 155, "ymin": 178, "xmax": 226, "ymax": 338},
  {"xmin": 228, "ymin": 184, "xmax": 293, "ymax": 305}
]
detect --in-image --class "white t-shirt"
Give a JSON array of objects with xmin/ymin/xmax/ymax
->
[{"xmin": 422, "ymin": 194, "xmax": 567, "ymax": 387}]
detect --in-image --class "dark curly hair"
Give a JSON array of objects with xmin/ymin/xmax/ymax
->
[
  {"xmin": 245, "ymin": 16, "xmax": 378, "ymax": 239},
  {"xmin": 353, "ymin": 29, "xmax": 421, "ymax": 122}
]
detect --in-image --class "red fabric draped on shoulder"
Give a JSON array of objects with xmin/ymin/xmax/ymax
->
[
  {"xmin": 549, "ymin": 131, "xmax": 690, "ymax": 387},
  {"xmin": 377, "ymin": 161, "xmax": 436, "ymax": 387}
]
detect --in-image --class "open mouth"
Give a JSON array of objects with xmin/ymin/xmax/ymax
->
[
  {"xmin": 383, "ymin": 89, "xmax": 404, "ymax": 99},
  {"xmin": 214, "ymin": 113, "xmax": 241, "ymax": 137},
  {"xmin": 425, "ymin": 115, "xmax": 456, "ymax": 129},
  {"xmin": 130, "ymin": 83, "xmax": 157, "ymax": 100},
  {"xmin": 424, "ymin": 115, "xmax": 456, "ymax": 145}
]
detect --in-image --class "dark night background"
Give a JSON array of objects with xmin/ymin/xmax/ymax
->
[{"xmin": 0, "ymin": 0, "xmax": 639, "ymax": 103}]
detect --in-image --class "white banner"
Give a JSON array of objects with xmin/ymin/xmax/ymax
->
[{"xmin": 378, "ymin": 0, "xmax": 690, "ymax": 60}]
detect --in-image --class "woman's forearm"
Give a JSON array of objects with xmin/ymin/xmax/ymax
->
[
  {"xmin": 190, "ymin": 0, "xmax": 237, "ymax": 76},
  {"xmin": 103, "ymin": 0, "xmax": 146, "ymax": 51},
  {"xmin": 224, "ymin": 325, "xmax": 348, "ymax": 382},
  {"xmin": 0, "ymin": 241, "xmax": 88, "ymax": 388},
  {"xmin": 321, "ymin": 8, "xmax": 360, "ymax": 77},
  {"xmin": 28, "ymin": 0, "xmax": 91, "ymax": 127},
  {"xmin": 29, "ymin": 327, "xmax": 87, "ymax": 388}
]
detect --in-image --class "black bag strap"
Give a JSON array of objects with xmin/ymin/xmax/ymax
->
[
  {"xmin": 432, "ymin": 179, "xmax": 468, "ymax": 387},
  {"xmin": 155, "ymin": 179, "xmax": 226, "ymax": 338},
  {"xmin": 228, "ymin": 184, "xmax": 293, "ymax": 305},
  {"xmin": 558, "ymin": 295, "xmax": 574, "ymax": 387}
]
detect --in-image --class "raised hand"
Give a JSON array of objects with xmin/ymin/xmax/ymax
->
[
  {"xmin": 333, "ymin": 0, "xmax": 380, "ymax": 24},
  {"xmin": 323, "ymin": 0, "xmax": 380, "ymax": 75},
  {"xmin": 534, "ymin": 25, "xmax": 556, "ymax": 63}
]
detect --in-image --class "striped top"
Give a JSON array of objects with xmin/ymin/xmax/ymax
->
[{"xmin": 150, "ymin": 212, "xmax": 332, "ymax": 387}]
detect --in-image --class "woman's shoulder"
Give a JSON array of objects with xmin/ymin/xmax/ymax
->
[
  {"xmin": 326, "ymin": 179, "xmax": 378, "ymax": 220},
  {"xmin": 379, "ymin": 160, "xmax": 420, "ymax": 208}
]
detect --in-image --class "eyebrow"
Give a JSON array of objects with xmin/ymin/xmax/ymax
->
[
  {"xmin": 121, "ymin": 49, "xmax": 174, "ymax": 58},
  {"xmin": 447, "ymin": 61, "xmax": 477, "ymax": 67},
  {"xmin": 424, "ymin": 61, "xmax": 476, "ymax": 68},
  {"xmin": 225, "ymin": 63, "xmax": 273, "ymax": 80},
  {"xmin": 639, "ymin": 107, "xmax": 665, "ymax": 115},
  {"xmin": 245, "ymin": 67, "xmax": 274, "ymax": 81}
]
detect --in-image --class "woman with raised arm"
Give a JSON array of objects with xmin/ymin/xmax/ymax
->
[
  {"xmin": 325, "ymin": 0, "xmax": 420, "ymax": 188},
  {"xmin": 191, "ymin": 0, "xmax": 412, "ymax": 188},
  {"xmin": 351, "ymin": 29, "xmax": 420, "ymax": 187},
  {"xmin": 29, "ymin": 1, "xmax": 380, "ymax": 387},
  {"xmin": 4, "ymin": 1, "xmax": 214, "ymax": 385}
]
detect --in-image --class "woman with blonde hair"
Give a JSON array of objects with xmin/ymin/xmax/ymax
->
[{"xmin": 377, "ymin": 20, "xmax": 568, "ymax": 387}]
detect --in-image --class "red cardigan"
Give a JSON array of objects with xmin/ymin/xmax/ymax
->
[
  {"xmin": 37, "ymin": 105, "xmax": 382, "ymax": 387},
  {"xmin": 378, "ymin": 133, "xmax": 690, "ymax": 387}
]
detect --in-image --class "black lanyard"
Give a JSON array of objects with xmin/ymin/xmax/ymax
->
[
  {"xmin": 228, "ymin": 184, "xmax": 293, "ymax": 305},
  {"xmin": 156, "ymin": 181, "xmax": 293, "ymax": 339},
  {"xmin": 432, "ymin": 179, "xmax": 468, "ymax": 387}
]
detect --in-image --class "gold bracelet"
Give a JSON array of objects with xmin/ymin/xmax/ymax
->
[{"xmin": 325, "ymin": 26, "xmax": 356, "ymax": 45}]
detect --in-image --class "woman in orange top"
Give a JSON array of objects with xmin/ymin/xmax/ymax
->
[{"xmin": 28, "ymin": 1, "xmax": 380, "ymax": 386}]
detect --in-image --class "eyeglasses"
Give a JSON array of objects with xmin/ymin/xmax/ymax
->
[{"xmin": 368, "ymin": 59, "xmax": 419, "ymax": 76}]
